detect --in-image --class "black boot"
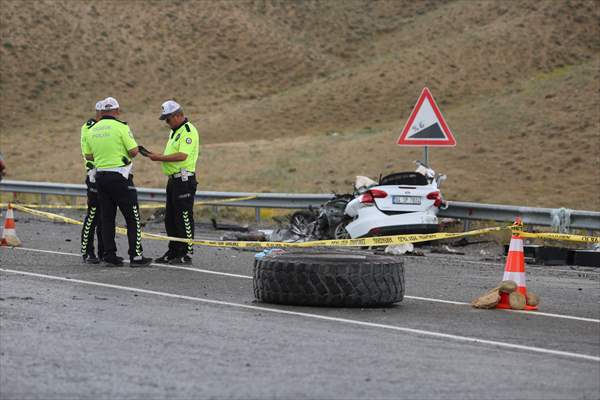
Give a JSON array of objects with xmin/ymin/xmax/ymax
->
[
  {"xmin": 130, "ymin": 256, "xmax": 153, "ymax": 267},
  {"xmin": 83, "ymin": 254, "xmax": 100, "ymax": 264},
  {"xmin": 155, "ymin": 250, "xmax": 172, "ymax": 264},
  {"xmin": 168, "ymin": 254, "xmax": 192, "ymax": 265},
  {"xmin": 104, "ymin": 255, "xmax": 124, "ymax": 267}
]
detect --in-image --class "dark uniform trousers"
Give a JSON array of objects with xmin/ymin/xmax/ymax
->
[
  {"xmin": 166, "ymin": 175, "xmax": 197, "ymax": 257},
  {"xmin": 96, "ymin": 172, "xmax": 143, "ymax": 259},
  {"xmin": 81, "ymin": 175, "xmax": 103, "ymax": 258}
]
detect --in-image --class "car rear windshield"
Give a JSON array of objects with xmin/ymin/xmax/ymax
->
[{"xmin": 379, "ymin": 172, "xmax": 428, "ymax": 186}]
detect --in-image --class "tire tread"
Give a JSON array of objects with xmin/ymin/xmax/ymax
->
[{"xmin": 254, "ymin": 252, "xmax": 404, "ymax": 307}]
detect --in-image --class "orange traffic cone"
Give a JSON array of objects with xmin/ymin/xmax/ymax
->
[
  {"xmin": 497, "ymin": 219, "xmax": 537, "ymax": 311},
  {"xmin": 1, "ymin": 203, "xmax": 21, "ymax": 247}
]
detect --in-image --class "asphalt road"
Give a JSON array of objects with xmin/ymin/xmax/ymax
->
[{"xmin": 1, "ymin": 214, "xmax": 599, "ymax": 400}]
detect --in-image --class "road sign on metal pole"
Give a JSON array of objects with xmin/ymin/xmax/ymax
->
[{"xmin": 397, "ymin": 88, "xmax": 456, "ymax": 163}]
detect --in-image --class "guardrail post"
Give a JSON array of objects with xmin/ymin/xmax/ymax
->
[
  {"xmin": 40, "ymin": 193, "xmax": 47, "ymax": 205},
  {"xmin": 255, "ymin": 207, "xmax": 261, "ymax": 223},
  {"xmin": 463, "ymin": 219, "xmax": 470, "ymax": 231}
]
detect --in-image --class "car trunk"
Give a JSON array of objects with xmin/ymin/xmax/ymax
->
[{"xmin": 373, "ymin": 185, "xmax": 436, "ymax": 213}]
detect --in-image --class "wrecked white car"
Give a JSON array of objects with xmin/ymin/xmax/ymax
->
[{"xmin": 343, "ymin": 162, "xmax": 447, "ymax": 238}]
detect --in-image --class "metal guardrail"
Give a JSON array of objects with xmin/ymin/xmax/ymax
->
[
  {"xmin": 438, "ymin": 202, "xmax": 600, "ymax": 231},
  {"xmin": 0, "ymin": 180, "xmax": 332, "ymax": 209},
  {"xmin": 1, "ymin": 179, "xmax": 599, "ymax": 231}
]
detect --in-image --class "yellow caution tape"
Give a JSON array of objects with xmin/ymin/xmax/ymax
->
[
  {"xmin": 10, "ymin": 203, "xmax": 510, "ymax": 248},
  {"xmin": 514, "ymin": 231, "xmax": 600, "ymax": 244},
  {"xmin": 10, "ymin": 203, "xmax": 597, "ymax": 248},
  {"xmin": 506, "ymin": 219, "xmax": 599, "ymax": 243},
  {"xmin": 11, "ymin": 204, "xmax": 85, "ymax": 225},
  {"xmin": 292, "ymin": 226, "xmax": 507, "ymax": 248},
  {"xmin": 1, "ymin": 203, "xmax": 89, "ymax": 210},
  {"xmin": 1, "ymin": 196, "xmax": 256, "ymax": 211},
  {"xmin": 136, "ymin": 226, "xmax": 508, "ymax": 248},
  {"xmin": 194, "ymin": 195, "xmax": 257, "ymax": 205}
]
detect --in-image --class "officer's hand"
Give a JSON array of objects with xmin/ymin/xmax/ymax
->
[
  {"xmin": 138, "ymin": 145, "xmax": 151, "ymax": 157},
  {"xmin": 149, "ymin": 153, "xmax": 161, "ymax": 162}
]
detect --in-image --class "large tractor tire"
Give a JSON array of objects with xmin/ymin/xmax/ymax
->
[{"xmin": 253, "ymin": 251, "xmax": 404, "ymax": 307}]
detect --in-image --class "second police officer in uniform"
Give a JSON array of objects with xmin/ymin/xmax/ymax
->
[
  {"xmin": 146, "ymin": 100, "xmax": 199, "ymax": 264},
  {"xmin": 82, "ymin": 97, "xmax": 152, "ymax": 267},
  {"xmin": 79, "ymin": 99, "xmax": 104, "ymax": 264}
]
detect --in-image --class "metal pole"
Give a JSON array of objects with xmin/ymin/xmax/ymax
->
[
  {"xmin": 255, "ymin": 207, "xmax": 261, "ymax": 223},
  {"xmin": 423, "ymin": 146, "xmax": 429, "ymax": 166}
]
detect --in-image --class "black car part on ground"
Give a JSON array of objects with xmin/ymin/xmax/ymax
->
[{"xmin": 253, "ymin": 250, "xmax": 404, "ymax": 307}]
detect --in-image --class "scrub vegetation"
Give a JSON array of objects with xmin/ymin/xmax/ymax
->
[{"xmin": 0, "ymin": 0, "xmax": 598, "ymax": 210}]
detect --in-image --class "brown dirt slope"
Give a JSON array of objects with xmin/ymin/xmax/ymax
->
[{"xmin": 0, "ymin": 0, "xmax": 599, "ymax": 210}]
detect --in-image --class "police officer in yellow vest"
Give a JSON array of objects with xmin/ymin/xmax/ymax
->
[
  {"xmin": 82, "ymin": 97, "xmax": 152, "ymax": 267},
  {"xmin": 147, "ymin": 100, "xmax": 199, "ymax": 264},
  {"xmin": 79, "ymin": 99, "xmax": 104, "ymax": 264}
]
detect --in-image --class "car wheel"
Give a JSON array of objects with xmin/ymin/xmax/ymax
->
[
  {"xmin": 333, "ymin": 218, "xmax": 351, "ymax": 239},
  {"xmin": 253, "ymin": 251, "xmax": 404, "ymax": 307},
  {"xmin": 289, "ymin": 211, "xmax": 316, "ymax": 237}
]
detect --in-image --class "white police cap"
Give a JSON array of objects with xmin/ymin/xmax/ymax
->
[
  {"xmin": 95, "ymin": 99, "xmax": 105, "ymax": 111},
  {"xmin": 159, "ymin": 100, "xmax": 182, "ymax": 120},
  {"xmin": 103, "ymin": 97, "xmax": 120, "ymax": 111}
]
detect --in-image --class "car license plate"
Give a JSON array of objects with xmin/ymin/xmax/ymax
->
[{"xmin": 392, "ymin": 195, "xmax": 421, "ymax": 205}]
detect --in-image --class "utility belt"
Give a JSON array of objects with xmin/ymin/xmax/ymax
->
[
  {"xmin": 169, "ymin": 169, "xmax": 195, "ymax": 182},
  {"xmin": 96, "ymin": 171, "xmax": 134, "ymax": 178},
  {"xmin": 97, "ymin": 163, "xmax": 133, "ymax": 180}
]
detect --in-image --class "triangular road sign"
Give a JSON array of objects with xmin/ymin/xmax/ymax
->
[{"xmin": 397, "ymin": 87, "xmax": 456, "ymax": 146}]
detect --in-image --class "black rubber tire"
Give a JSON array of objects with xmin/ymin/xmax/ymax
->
[{"xmin": 253, "ymin": 251, "xmax": 404, "ymax": 307}]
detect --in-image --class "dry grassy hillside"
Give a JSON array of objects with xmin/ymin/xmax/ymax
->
[{"xmin": 0, "ymin": 0, "xmax": 599, "ymax": 210}]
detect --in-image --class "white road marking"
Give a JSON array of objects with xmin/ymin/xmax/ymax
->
[
  {"xmin": 405, "ymin": 295, "xmax": 600, "ymax": 323},
  {"xmin": 5, "ymin": 246, "xmax": 600, "ymax": 324},
  {"xmin": 405, "ymin": 295, "xmax": 467, "ymax": 306},
  {"xmin": 8, "ymin": 247, "xmax": 78, "ymax": 257},
  {"xmin": 425, "ymin": 254, "xmax": 600, "ymax": 276},
  {"xmin": 1, "ymin": 267, "xmax": 598, "ymax": 363},
  {"xmin": 150, "ymin": 262, "xmax": 252, "ymax": 279},
  {"xmin": 8, "ymin": 246, "xmax": 250, "ymax": 279}
]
